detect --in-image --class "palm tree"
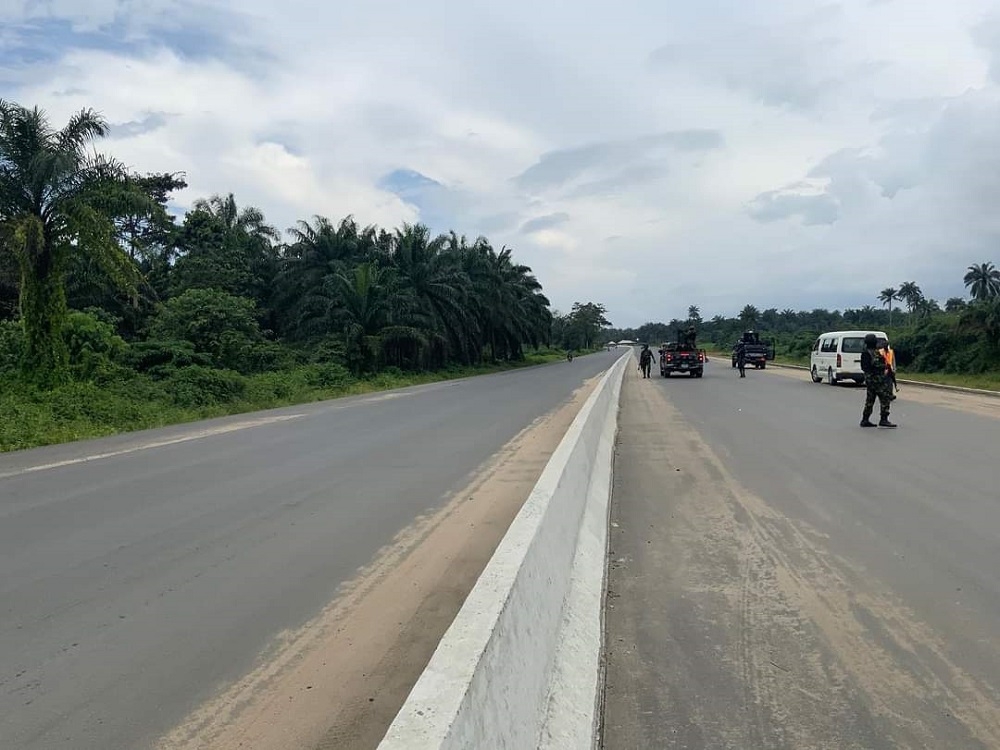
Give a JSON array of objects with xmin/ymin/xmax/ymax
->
[
  {"xmin": 897, "ymin": 281, "xmax": 923, "ymax": 320},
  {"xmin": 0, "ymin": 99, "xmax": 151, "ymax": 383},
  {"xmin": 460, "ymin": 239, "xmax": 550, "ymax": 361},
  {"xmin": 739, "ymin": 304, "xmax": 759, "ymax": 327},
  {"xmin": 945, "ymin": 297, "xmax": 966, "ymax": 313},
  {"xmin": 193, "ymin": 192, "xmax": 279, "ymax": 244},
  {"xmin": 391, "ymin": 223, "xmax": 471, "ymax": 366},
  {"xmin": 963, "ymin": 262, "xmax": 1000, "ymax": 301},
  {"xmin": 878, "ymin": 288, "xmax": 899, "ymax": 327},
  {"xmin": 687, "ymin": 305, "xmax": 701, "ymax": 323},
  {"xmin": 332, "ymin": 262, "xmax": 422, "ymax": 374}
]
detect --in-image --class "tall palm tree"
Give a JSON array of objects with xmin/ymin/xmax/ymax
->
[
  {"xmin": 739, "ymin": 304, "xmax": 759, "ymax": 328},
  {"xmin": 897, "ymin": 281, "xmax": 923, "ymax": 319},
  {"xmin": 687, "ymin": 305, "xmax": 701, "ymax": 323},
  {"xmin": 963, "ymin": 262, "xmax": 1000, "ymax": 301},
  {"xmin": 193, "ymin": 192, "xmax": 279, "ymax": 244},
  {"xmin": 0, "ymin": 99, "xmax": 151, "ymax": 383},
  {"xmin": 274, "ymin": 215, "xmax": 366, "ymax": 339},
  {"xmin": 391, "ymin": 223, "xmax": 471, "ymax": 365},
  {"xmin": 878, "ymin": 288, "xmax": 899, "ymax": 327},
  {"xmin": 332, "ymin": 262, "xmax": 423, "ymax": 373},
  {"xmin": 945, "ymin": 297, "xmax": 966, "ymax": 313}
]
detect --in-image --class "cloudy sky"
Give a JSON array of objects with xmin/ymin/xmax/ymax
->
[{"xmin": 2, "ymin": 0, "xmax": 999, "ymax": 327}]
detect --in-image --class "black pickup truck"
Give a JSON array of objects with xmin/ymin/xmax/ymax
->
[
  {"xmin": 659, "ymin": 341, "xmax": 706, "ymax": 378},
  {"xmin": 731, "ymin": 331, "xmax": 775, "ymax": 370}
]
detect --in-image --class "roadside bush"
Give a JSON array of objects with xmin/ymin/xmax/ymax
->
[
  {"xmin": 121, "ymin": 339, "xmax": 214, "ymax": 374},
  {"xmin": 63, "ymin": 310, "xmax": 128, "ymax": 381},
  {"xmin": 0, "ymin": 320, "xmax": 23, "ymax": 375},
  {"xmin": 147, "ymin": 289, "xmax": 263, "ymax": 371},
  {"xmin": 160, "ymin": 365, "xmax": 248, "ymax": 407}
]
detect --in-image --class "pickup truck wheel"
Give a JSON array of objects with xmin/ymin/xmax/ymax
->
[
  {"xmin": 811, "ymin": 366, "xmax": 822, "ymax": 383},
  {"xmin": 760, "ymin": 362, "xmax": 766, "ymax": 370}
]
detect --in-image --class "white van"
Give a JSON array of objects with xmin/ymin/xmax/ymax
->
[{"xmin": 810, "ymin": 330, "xmax": 888, "ymax": 385}]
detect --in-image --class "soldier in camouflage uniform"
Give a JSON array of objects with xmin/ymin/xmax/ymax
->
[{"xmin": 860, "ymin": 333, "xmax": 896, "ymax": 428}]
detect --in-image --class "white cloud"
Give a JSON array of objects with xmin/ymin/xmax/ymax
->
[{"xmin": 1, "ymin": 0, "xmax": 998, "ymax": 326}]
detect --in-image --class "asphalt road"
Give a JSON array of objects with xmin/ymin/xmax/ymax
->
[
  {"xmin": 0, "ymin": 353, "xmax": 616, "ymax": 750},
  {"xmin": 603, "ymin": 362, "xmax": 1000, "ymax": 749}
]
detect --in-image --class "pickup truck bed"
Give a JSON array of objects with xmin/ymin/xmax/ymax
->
[{"xmin": 660, "ymin": 346, "xmax": 706, "ymax": 378}]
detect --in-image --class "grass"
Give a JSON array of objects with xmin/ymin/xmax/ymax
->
[{"xmin": 0, "ymin": 349, "xmax": 570, "ymax": 453}]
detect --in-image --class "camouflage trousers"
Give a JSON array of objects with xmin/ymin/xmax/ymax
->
[{"xmin": 863, "ymin": 377, "xmax": 893, "ymax": 420}]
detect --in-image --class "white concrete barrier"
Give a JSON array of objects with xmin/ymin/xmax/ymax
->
[{"xmin": 377, "ymin": 350, "xmax": 631, "ymax": 750}]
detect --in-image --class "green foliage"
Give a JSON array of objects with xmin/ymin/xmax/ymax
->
[
  {"xmin": 552, "ymin": 302, "xmax": 611, "ymax": 350},
  {"xmin": 164, "ymin": 366, "xmax": 248, "ymax": 407},
  {"xmin": 120, "ymin": 339, "xmax": 213, "ymax": 374},
  {"xmin": 0, "ymin": 100, "xmax": 156, "ymax": 384},
  {"xmin": 63, "ymin": 309, "xmax": 127, "ymax": 381},
  {"xmin": 147, "ymin": 288, "xmax": 263, "ymax": 372},
  {"xmin": 0, "ymin": 318, "xmax": 23, "ymax": 374}
]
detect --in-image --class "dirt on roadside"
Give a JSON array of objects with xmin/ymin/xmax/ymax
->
[{"xmin": 155, "ymin": 374, "xmax": 602, "ymax": 750}]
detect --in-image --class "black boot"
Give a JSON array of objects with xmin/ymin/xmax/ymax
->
[
  {"xmin": 860, "ymin": 418, "xmax": 876, "ymax": 427},
  {"xmin": 878, "ymin": 415, "xmax": 897, "ymax": 428}
]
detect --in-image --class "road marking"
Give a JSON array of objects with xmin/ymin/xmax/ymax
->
[{"xmin": 0, "ymin": 414, "xmax": 306, "ymax": 480}]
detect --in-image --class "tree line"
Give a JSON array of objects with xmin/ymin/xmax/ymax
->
[
  {"xmin": 605, "ymin": 265, "xmax": 1000, "ymax": 375},
  {"xmin": 0, "ymin": 100, "xmax": 609, "ymax": 394}
]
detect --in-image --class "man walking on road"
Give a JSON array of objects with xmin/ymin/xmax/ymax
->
[
  {"xmin": 638, "ymin": 344, "xmax": 655, "ymax": 379},
  {"xmin": 734, "ymin": 339, "xmax": 747, "ymax": 378},
  {"xmin": 860, "ymin": 333, "xmax": 896, "ymax": 428}
]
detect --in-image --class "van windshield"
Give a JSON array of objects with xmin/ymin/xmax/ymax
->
[{"xmin": 842, "ymin": 337, "xmax": 865, "ymax": 353}]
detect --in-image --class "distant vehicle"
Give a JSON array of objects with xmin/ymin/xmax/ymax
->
[
  {"xmin": 659, "ymin": 334, "xmax": 706, "ymax": 378},
  {"xmin": 810, "ymin": 329, "xmax": 889, "ymax": 385},
  {"xmin": 731, "ymin": 330, "xmax": 775, "ymax": 370}
]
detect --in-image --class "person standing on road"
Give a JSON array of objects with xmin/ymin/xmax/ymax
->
[
  {"xmin": 860, "ymin": 333, "xmax": 896, "ymax": 428},
  {"xmin": 734, "ymin": 339, "xmax": 747, "ymax": 378},
  {"xmin": 638, "ymin": 344, "xmax": 655, "ymax": 379}
]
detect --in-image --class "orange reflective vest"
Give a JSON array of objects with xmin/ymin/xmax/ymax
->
[{"xmin": 882, "ymin": 346, "xmax": 896, "ymax": 372}]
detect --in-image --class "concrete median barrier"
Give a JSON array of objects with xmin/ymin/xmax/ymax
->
[{"xmin": 377, "ymin": 350, "xmax": 631, "ymax": 750}]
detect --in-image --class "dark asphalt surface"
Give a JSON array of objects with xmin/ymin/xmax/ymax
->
[
  {"xmin": 0, "ymin": 353, "xmax": 616, "ymax": 750},
  {"xmin": 603, "ymin": 361, "xmax": 1000, "ymax": 749}
]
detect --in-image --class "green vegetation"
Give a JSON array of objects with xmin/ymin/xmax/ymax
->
[
  {"xmin": 0, "ymin": 99, "xmax": 609, "ymax": 451},
  {"xmin": 608, "ymin": 271, "xmax": 1000, "ymax": 390}
]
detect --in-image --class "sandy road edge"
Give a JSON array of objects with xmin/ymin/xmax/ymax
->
[{"xmin": 154, "ymin": 373, "xmax": 604, "ymax": 750}]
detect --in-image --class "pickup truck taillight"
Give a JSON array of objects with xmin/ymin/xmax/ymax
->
[
  {"xmin": 837, "ymin": 353, "xmax": 842, "ymax": 367},
  {"xmin": 698, "ymin": 353, "xmax": 704, "ymax": 362}
]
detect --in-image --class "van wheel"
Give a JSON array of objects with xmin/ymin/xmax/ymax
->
[
  {"xmin": 811, "ymin": 366, "xmax": 822, "ymax": 383},
  {"xmin": 827, "ymin": 367, "xmax": 836, "ymax": 386}
]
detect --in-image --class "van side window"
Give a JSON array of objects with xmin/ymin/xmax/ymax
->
[{"xmin": 821, "ymin": 338, "xmax": 837, "ymax": 353}]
